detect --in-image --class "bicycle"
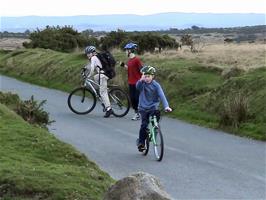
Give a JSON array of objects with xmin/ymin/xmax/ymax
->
[
  {"xmin": 142, "ymin": 110, "xmax": 165, "ymax": 162},
  {"xmin": 67, "ymin": 67, "xmax": 130, "ymax": 117}
]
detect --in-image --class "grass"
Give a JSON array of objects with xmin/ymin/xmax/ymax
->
[
  {"xmin": 0, "ymin": 47, "xmax": 265, "ymax": 140},
  {"xmin": 149, "ymin": 43, "xmax": 266, "ymax": 70},
  {"xmin": 0, "ymin": 103, "xmax": 114, "ymax": 199}
]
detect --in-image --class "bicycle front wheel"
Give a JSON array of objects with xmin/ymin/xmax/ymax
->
[
  {"xmin": 153, "ymin": 126, "xmax": 164, "ymax": 161},
  {"xmin": 109, "ymin": 88, "xmax": 130, "ymax": 117},
  {"xmin": 143, "ymin": 136, "xmax": 150, "ymax": 156},
  {"xmin": 67, "ymin": 87, "xmax": 96, "ymax": 115}
]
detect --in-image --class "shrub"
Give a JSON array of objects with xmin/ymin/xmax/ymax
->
[
  {"xmin": 219, "ymin": 93, "xmax": 249, "ymax": 128},
  {"xmin": 0, "ymin": 92, "xmax": 54, "ymax": 128},
  {"xmin": 15, "ymin": 95, "xmax": 54, "ymax": 128},
  {"xmin": 23, "ymin": 26, "xmax": 97, "ymax": 52}
]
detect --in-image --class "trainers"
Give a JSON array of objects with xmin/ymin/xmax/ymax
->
[
  {"xmin": 138, "ymin": 143, "xmax": 145, "ymax": 152},
  {"xmin": 131, "ymin": 113, "xmax": 140, "ymax": 121},
  {"xmin": 104, "ymin": 108, "xmax": 113, "ymax": 118}
]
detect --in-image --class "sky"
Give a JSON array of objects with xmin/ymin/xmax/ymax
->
[{"xmin": 1, "ymin": 0, "xmax": 266, "ymax": 16}]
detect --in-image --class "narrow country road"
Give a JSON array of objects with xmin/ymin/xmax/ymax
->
[{"xmin": 1, "ymin": 75, "xmax": 265, "ymax": 199}]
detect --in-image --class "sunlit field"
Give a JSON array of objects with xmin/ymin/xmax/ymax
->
[{"xmin": 144, "ymin": 43, "xmax": 266, "ymax": 70}]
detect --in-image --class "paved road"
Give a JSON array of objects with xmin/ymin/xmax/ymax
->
[{"xmin": 1, "ymin": 75, "xmax": 265, "ymax": 199}]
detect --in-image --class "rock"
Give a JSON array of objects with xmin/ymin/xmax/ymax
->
[{"xmin": 104, "ymin": 172, "xmax": 172, "ymax": 200}]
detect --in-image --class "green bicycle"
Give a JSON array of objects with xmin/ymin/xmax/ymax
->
[{"xmin": 142, "ymin": 111, "xmax": 164, "ymax": 161}]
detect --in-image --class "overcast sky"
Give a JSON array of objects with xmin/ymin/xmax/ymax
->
[{"xmin": 1, "ymin": 0, "xmax": 265, "ymax": 16}]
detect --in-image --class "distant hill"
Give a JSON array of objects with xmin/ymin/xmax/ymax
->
[{"xmin": 1, "ymin": 12, "xmax": 265, "ymax": 32}]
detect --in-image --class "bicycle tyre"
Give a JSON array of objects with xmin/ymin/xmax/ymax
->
[
  {"xmin": 109, "ymin": 88, "xmax": 130, "ymax": 117},
  {"xmin": 153, "ymin": 126, "xmax": 164, "ymax": 161},
  {"xmin": 143, "ymin": 136, "xmax": 150, "ymax": 156},
  {"xmin": 67, "ymin": 87, "xmax": 97, "ymax": 115}
]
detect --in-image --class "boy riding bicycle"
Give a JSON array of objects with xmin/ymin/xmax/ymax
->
[{"xmin": 136, "ymin": 65, "xmax": 172, "ymax": 152}]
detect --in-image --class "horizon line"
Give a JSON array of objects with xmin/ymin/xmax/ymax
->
[{"xmin": 2, "ymin": 11, "xmax": 265, "ymax": 17}]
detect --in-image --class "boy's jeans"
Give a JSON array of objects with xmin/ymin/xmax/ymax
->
[{"xmin": 138, "ymin": 110, "xmax": 160, "ymax": 145}]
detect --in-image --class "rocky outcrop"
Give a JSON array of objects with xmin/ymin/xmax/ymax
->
[{"xmin": 104, "ymin": 172, "xmax": 172, "ymax": 200}]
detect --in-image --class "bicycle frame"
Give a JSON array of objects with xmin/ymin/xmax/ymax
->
[
  {"xmin": 84, "ymin": 78, "xmax": 101, "ymax": 98},
  {"xmin": 148, "ymin": 115, "xmax": 159, "ymax": 144}
]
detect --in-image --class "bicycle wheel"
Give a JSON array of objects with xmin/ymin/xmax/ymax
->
[
  {"xmin": 109, "ymin": 88, "xmax": 130, "ymax": 117},
  {"xmin": 143, "ymin": 136, "xmax": 150, "ymax": 156},
  {"xmin": 67, "ymin": 87, "xmax": 96, "ymax": 115},
  {"xmin": 153, "ymin": 126, "xmax": 164, "ymax": 161}
]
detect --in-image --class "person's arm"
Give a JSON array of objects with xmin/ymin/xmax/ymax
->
[
  {"xmin": 86, "ymin": 57, "xmax": 97, "ymax": 78},
  {"xmin": 136, "ymin": 76, "xmax": 145, "ymax": 90}
]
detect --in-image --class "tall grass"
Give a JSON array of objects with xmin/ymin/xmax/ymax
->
[{"xmin": 144, "ymin": 43, "xmax": 266, "ymax": 70}]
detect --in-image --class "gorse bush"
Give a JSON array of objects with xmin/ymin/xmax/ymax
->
[
  {"xmin": 0, "ymin": 92, "xmax": 54, "ymax": 128},
  {"xmin": 15, "ymin": 95, "xmax": 54, "ymax": 128},
  {"xmin": 23, "ymin": 27, "xmax": 179, "ymax": 53},
  {"xmin": 23, "ymin": 26, "xmax": 94, "ymax": 52},
  {"xmin": 101, "ymin": 31, "xmax": 179, "ymax": 54}
]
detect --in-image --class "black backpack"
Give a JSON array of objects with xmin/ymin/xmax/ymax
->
[{"xmin": 96, "ymin": 51, "xmax": 116, "ymax": 79}]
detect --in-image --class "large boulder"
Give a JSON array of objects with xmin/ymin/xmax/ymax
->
[{"xmin": 104, "ymin": 172, "xmax": 172, "ymax": 200}]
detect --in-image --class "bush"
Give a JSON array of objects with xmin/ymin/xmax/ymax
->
[
  {"xmin": 0, "ymin": 92, "xmax": 54, "ymax": 128},
  {"xmin": 15, "ymin": 95, "xmax": 54, "ymax": 128},
  {"xmin": 219, "ymin": 93, "xmax": 249, "ymax": 128},
  {"xmin": 23, "ymin": 26, "xmax": 97, "ymax": 52}
]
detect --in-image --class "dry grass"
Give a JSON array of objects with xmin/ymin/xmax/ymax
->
[
  {"xmin": 144, "ymin": 43, "xmax": 266, "ymax": 71},
  {"xmin": 0, "ymin": 38, "xmax": 30, "ymax": 50}
]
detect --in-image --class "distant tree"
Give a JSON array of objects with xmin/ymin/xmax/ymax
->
[
  {"xmin": 181, "ymin": 34, "xmax": 194, "ymax": 52},
  {"xmin": 191, "ymin": 25, "xmax": 200, "ymax": 30}
]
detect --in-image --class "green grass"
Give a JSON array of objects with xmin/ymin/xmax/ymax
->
[
  {"xmin": 0, "ymin": 48, "xmax": 265, "ymax": 141},
  {"xmin": 0, "ymin": 104, "xmax": 114, "ymax": 199}
]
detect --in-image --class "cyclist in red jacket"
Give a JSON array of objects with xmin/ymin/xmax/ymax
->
[{"xmin": 120, "ymin": 42, "xmax": 143, "ymax": 120}]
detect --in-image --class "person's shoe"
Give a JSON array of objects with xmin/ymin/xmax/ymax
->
[
  {"xmin": 131, "ymin": 113, "xmax": 140, "ymax": 121},
  {"xmin": 138, "ymin": 143, "xmax": 145, "ymax": 152},
  {"xmin": 104, "ymin": 109, "xmax": 113, "ymax": 118}
]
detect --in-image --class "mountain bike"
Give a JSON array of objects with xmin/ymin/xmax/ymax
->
[
  {"xmin": 67, "ymin": 67, "xmax": 130, "ymax": 117},
  {"xmin": 142, "ymin": 110, "xmax": 164, "ymax": 161}
]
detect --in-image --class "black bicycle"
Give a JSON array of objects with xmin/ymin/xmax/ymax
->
[{"xmin": 68, "ymin": 68, "xmax": 130, "ymax": 117}]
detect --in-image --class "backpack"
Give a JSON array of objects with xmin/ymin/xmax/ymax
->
[{"xmin": 96, "ymin": 51, "xmax": 116, "ymax": 79}]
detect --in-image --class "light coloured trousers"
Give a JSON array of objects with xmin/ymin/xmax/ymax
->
[{"xmin": 94, "ymin": 74, "xmax": 111, "ymax": 109}]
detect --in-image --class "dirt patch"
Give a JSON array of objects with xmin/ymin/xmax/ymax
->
[{"xmin": 0, "ymin": 38, "xmax": 30, "ymax": 50}]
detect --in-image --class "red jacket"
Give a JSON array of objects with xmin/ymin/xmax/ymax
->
[{"xmin": 127, "ymin": 56, "xmax": 142, "ymax": 84}]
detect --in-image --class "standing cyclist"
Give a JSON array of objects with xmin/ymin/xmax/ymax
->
[
  {"xmin": 84, "ymin": 45, "xmax": 113, "ymax": 118},
  {"xmin": 120, "ymin": 42, "xmax": 143, "ymax": 120}
]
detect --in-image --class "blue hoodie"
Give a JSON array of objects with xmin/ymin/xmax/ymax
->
[{"xmin": 136, "ymin": 79, "xmax": 169, "ymax": 111}]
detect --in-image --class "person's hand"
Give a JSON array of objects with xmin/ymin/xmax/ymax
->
[
  {"xmin": 164, "ymin": 107, "xmax": 172, "ymax": 112},
  {"xmin": 119, "ymin": 61, "xmax": 125, "ymax": 67},
  {"xmin": 140, "ymin": 74, "xmax": 145, "ymax": 81}
]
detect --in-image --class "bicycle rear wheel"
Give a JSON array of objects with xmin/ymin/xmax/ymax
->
[
  {"xmin": 67, "ymin": 87, "xmax": 96, "ymax": 114},
  {"xmin": 109, "ymin": 88, "xmax": 130, "ymax": 117},
  {"xmin": 153, "ymin": 126, "xmax": 164, "ymax": 161}
]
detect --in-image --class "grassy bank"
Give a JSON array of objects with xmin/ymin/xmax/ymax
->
[
  {"xmin": 0, "ymin": 103, "xmax": 114, "ymax": 199},
  {"xmin": 0, "ymin": 48, "xmax": 265, "ymax": 140}
]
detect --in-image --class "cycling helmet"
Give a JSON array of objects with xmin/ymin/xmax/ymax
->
[
  {"xmin": 141, "ymin": 65, "xmax": 156, "ymax": 75},
  {"xmin": 124, "ymin": 42, "xmax": 138, "ymax": 49},
  {"xmin": 84, "ymin": 45, "xmax": 96, "ymax": 54}
]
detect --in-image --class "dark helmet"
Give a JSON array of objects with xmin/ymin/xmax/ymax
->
[
  {"xmin": 140, "ymin": 65, "xmax": 156, "ymax": 75},
  {"xmin": 124, "ymin": 42, "xmax": 138, "ymax": 50},
  {"xmin": 84, "ymin": 46, "xmax": 96, "ymax": 54}
]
